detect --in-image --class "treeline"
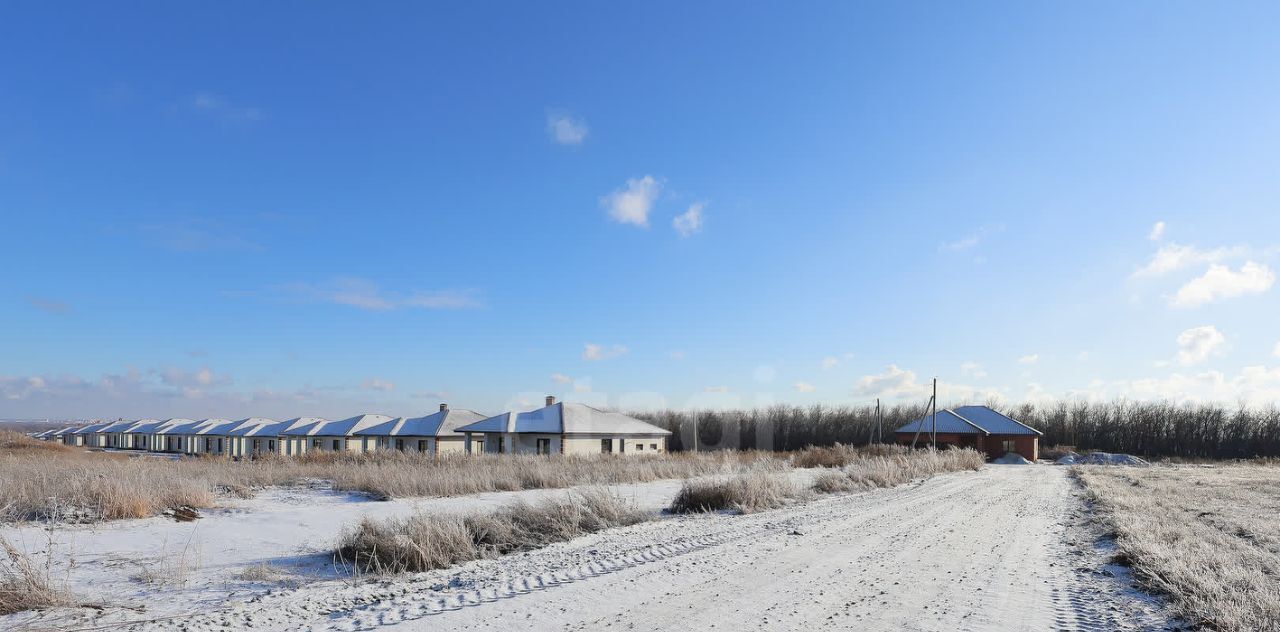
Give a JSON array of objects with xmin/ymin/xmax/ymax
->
[{"xmin": 630, "ymin": 400, "xmax": 1280, "ymax": 459}]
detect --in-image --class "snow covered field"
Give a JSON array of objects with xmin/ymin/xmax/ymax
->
[{"xmin": 3, "ymin": 466, "xmax": 1175, "ymax": 632}]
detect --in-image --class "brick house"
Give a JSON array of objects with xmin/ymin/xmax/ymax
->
[{"xmin": 894, "ymin": 405, "xmax": 1041, "ymax": 461}]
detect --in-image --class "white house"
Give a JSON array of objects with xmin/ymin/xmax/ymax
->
[{"xmin": 456, "ymin": 397, "xmax": 671, "ymax": 455}]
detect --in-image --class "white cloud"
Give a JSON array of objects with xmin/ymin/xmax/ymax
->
[
  {"xmin": 1118, "ymin": 365, "xmax": 1280, "ymax": 406},
  {"xmin": 1148, "ymin": 221, "xmax": 1166, "ymax": 241},
  {"xmin": 1017, "ymin": 354, "xmax": 1039, "ymax": 365},
  {"xmin": 855, "ymin": 365, "xmax": 925, "ymax": 398},
  {"xmin": 1175, "ymin": 325, "xmax": 1226, "ymax": 367},
  {"xmin": 547, "ymin": 111, "xmax": 588, "ymax": 145},
  {"xmin": 160, "ymin": 366, "xmax": 230, "ymax": 388},
  {"xmin": 601, "ymin": 176, "xmax": 660, "ymax": 227},
  {"xmin": 673, "ymin": 203, "xmax": 705, "ymax": 238},
  {"xmin": 1132, "ymin": 243, "xmax": 1246, "ymax": 277},
  {"xmin": 821, "ymin": 356, "xmax": 840, "ymax": 370},
  {"xmin": 1171, "ymin": 262, "xmax": 1275, "ymax": 308},
  {"xmin": 793, "ymin": 381, "xmax": 815, "ymax": 393},
  {"xmin": 703, "ymin": 386, "xmax": 730, "ymax": 393},
  {"xmin": 1274, "ymin": 342, "xmax": 1280, "ymax": 358},
  {"xmin": 550, "ymin": 373, "xmax": 573, "ymax": 384},
  {"xmin": 583, "ymin": 343, "xmax": 628, "ymax": 361},
  {"xmin": 361, "ymin": 378, "xmax": 395, "ymax": 392},
  {"xmin": 284, "ymin": 277, "xmax": 483, "ymax": 310},
  {"xmin": 960, "ymin": 361, "xmax": 987, "ymax": 379}
]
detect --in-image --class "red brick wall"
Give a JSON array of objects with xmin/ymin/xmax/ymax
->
[{"xmin": 896, "ymin": 433, "xmax": 1038, "ymax": 461}]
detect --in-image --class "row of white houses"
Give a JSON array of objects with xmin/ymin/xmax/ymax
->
[{"xmin": 31, "ymin": 397, "xmax": 672, "ymax": 458}]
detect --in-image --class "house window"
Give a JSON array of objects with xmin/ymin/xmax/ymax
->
[
  {"xmin": 636, "ymin": 444, "xmax": 644, "ymax": 451},
  {"xmin": 1002, "ymin": 439, "xmax": 1017, "ymax": 454},
  {"xmin": 217, "ymin": 438, "xmax": 223, "ymax": 452},
  {"xmin": 601, "ymin": 439, "xmax": 613, "ymax": 454},
  {"xmin": 418, "ymin": 440, "xmax": 427, "ymax": 452},
  {"xmin": 333, "ymin": 439, "xmax": 342, "ymax": 451},
  {"xmin": 497, "ymin": 436, "xmax": 505, "ymax": 454},
  {"xmin": 364, "ymin": 437, "xmax": 373, "ymax": 451},
  {"xmin": 536, "ymin": 438, "xmax": 551, "ymax": 455},
  {"xmin": 312, "ymin": 439, "xmax": 321, "ymax": 449},
  {"xmin": 396, "ymin": 439, "xmax": 404, "ymax": 451},
  {"xmin": 268, "ymin": 440, "xmax": 275, "ymax": 452},
  {"xmin": 253, "ymin": 439, "xmax": 261, "ymax": 454},
  {"xmin": 651, "ymin": 443, "xmax": 658, "ymax": 451}
]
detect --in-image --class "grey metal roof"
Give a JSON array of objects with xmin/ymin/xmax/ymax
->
[{"xmin": 895, "ymin": 406, "xmax": 1041, "ymax": 436}]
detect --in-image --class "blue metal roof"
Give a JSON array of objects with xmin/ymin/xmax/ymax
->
[
  {"xmin": 895, "ymin": 405, "xmax": 1041, "ymax": 436},
  {"xmin": 894, "ymin": 410, "xmax": 988, "ymax": 435},
  {"xmin": 953, "ymin": 406, "xmax": 1042, "ymax": 436}
]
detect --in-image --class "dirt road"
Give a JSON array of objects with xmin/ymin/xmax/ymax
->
[{"xmin": 220, "ymin": 466, "xmax": 1171, "ymax": 632}]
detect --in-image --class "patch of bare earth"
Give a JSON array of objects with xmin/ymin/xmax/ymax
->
[{"xmin": 1076, "ymin": 464, "xmax": 1280, "ymax": 632}]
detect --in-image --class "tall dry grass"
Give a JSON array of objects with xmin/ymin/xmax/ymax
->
[
  {"xmin": 0, "ymin": 439, "xmax": 759, "ymax": 523},
  {"xmin": 810, "ymin": 446, "xmax": 985, "ymax": 493},
  {"xmin": 668, "ymin": 469, "xmax": 802, "ymax": 514},
  {"xmin": 1076, "ymin": 464, "xmax": 1280, "ymax": 631},
  {"xmin": 335, "ymin": 489, "xmax": 648, "ymax": 573},
  {"xmin": 0, "ymin": 535, "xmax": 74, "ymax": 615}
]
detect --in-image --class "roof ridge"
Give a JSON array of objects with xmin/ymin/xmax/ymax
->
[{"xmin": 946, "ymin": 408, "xmax": 991, "ymax": 435}]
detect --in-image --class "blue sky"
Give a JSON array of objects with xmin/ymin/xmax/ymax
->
[{"xmin": 3, "ymin": 2, "xmax": 1280, "ymax": 419}]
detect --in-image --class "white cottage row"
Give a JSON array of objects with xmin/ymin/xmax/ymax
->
[{"xmin": 32, "ymin": 397, "xmax": 671, "ymax": 458}]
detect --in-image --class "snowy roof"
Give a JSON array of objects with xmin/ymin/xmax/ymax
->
[
  {"xmin": 309, "ymin": 414, "xmax": 395, "ymax": 436},
  {"xmin": 352, "ymin": 408, "xmax": 488, "ymax": 437},
  {"xmin": 72, "ymin": 422, "xmax": 112, "ymax": 435},
  {"xmin": 97, "ymin": 420, "xmax": 137, "ymax": 433},
  {"xmin": 121, "ymin": 419, "xmax": 168, "ymax": 434},
  {"xmin": 455, "ymin": 403, "xmax": 671, "ymax": 436},
  {"xmin": 153, "ymin": 419, "xmax": 199, "ymax": 435},
  {"xmin": 226, "ymin": 418, "xmax": 280, "ymax": 437},
  {"xmin": 195, "ymin": 419, "xmax": 251, "ymax": 436},
  {"xmin": 164, "ymin": 419, "xmax": 220, "ymax": 435},
  {"xmin": 895, "ymin": 406, "xmax": 1041, "ymax": 437},
  {"xmin": 50, "ymin": 426, "xmax": 77, "ymax": 436},
  {"xmin": 277, "ymin": 418, "xmax": 330, "ymax": 436}
]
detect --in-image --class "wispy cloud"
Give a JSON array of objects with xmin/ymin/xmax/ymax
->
[
  {"xmin": 583, "ymin": 343, "xmax": 628, "ymax": 361},
  {"xmin": 703, "ymin": 385, "xmax": 730, "ymax": 393},
  {"xmin": 939, "ymin": 224, "xmax": 1003, "ymax": 253},
  {"xmin": 25, "ymin": 296, "xmax": 71, "ymax": 314},
  {"xmin": 673, "ymin": 203, "xmax": 705, "ymax": 237},
  {"xmin": 1175, "ymin": 325, "xmax": 1225, "ymax": 367},
  {"xmin": 793, "ymin": 381, "xmax": 815, "ymax": 393},
  {"xmin": 134, "ymin": 217, "xmax": 262, "ymax": 252},
  {"xmin": 601, "ymin": 176, "xmax": 660, "ymax": 227},
  {"xmin": 960, "ymin": 361, "xmax": 987, "ymax": 379},
  {"xmin": 188, "ymin": 91, "xmax": 264, "ymax": 123},
  {"xmin": 281, "ymin": 277, "xmax": 483, "ymax": 311},
  {"xmin": 1148, "ymin": 221, "xmax": 1166, "ymax": 241},
  {"xmin": 547, "ymin": 110, "xmax": 588, "ymax": 145},
  {"xmin": 1017, "ymin": 354, "xmax": 1039, "ymax": 365},
  {"xmin": 550, "ymin": 373, "xmax": 573, "ymax": 384},
  {"xmin": 1171, "ymin": 262, "xmax": 1275, "ymax": 308},
  {"xmin": 360, "ymin": 378, "xmax": 396, "ymax": 392}
]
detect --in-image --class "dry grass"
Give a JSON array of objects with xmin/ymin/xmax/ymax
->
[
  {"xmin": 0, "ymin": 535, "xmax": 73, "ymax": 615},
  {"xmin": 335, "ymin": 488, "xmax": 648, "ymax": 573},
  {"xmin": 1076, "ymin": 464, "xmax": 1280, "ymax": 631},
  {"xmin": 233, "ymin": 562, "xmax": 281, "ymax": 582},
  {"xmin": 0, "ymin": 447, "xmax": 753, "ymax": 523},
  {"xmin": 668, "ymin": 469, "xmax": 803, "ymax": 514},
  {"xmin": 809, "ymin": 447, "xmax": 985, "ymax": 493}
]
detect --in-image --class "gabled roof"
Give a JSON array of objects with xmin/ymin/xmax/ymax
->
[
  {"xmin": 953, "ymin": 405, "xmax": 1043, "ymax": 436},
  {"xmin": 310, "ymin": 414, "xmax": 395, "ymax": 436},
  {"xmin": 153, "ymin": 419, "xmax": 198, "ymax": 435},
  {"xmin": 72, "ymin": 422, "xmax": 112, "ymax": 435},
  {"xmin": 49, "ymin": 426, "xmax": 77, "ymax": 436},
  {"xmin": 195, "ymin": 419, "xmax": 251, "ymax": 435},
  {"xmin": 278, "ymin": 417, "xmax": 330, "ymax": 436},
  {"xmin": 226, "ymin": 418, "xmax": 280, "ymax": 436},
  {"xmin": 352, "ymin": 408, "xmax": 488, "ymax": 437},
  {"xmin": 456, "ymin": 402, "xmax": 671, "ymax": 436},
  {"xmin": 121, "ymin": 419, "xmax": 168, "ymax": 434},
  {"xmin": 97, "ymin": 420, "xmax": 137, "ymax": 433},
  {"xmin": 895, "ymin": 405, "xmax": 1041, "ymax": 437}
]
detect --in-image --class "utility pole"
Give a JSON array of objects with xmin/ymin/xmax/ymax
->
[
  {"xmin": 931, "ymin": 377, "xmax": 938, "ymax": 450},
  {"xmin": 875, "ymin": 398, "xmax": 881, "ymax": 443},
  {"xmin": 693, "ymin": 412, "xmax": 699, "ymax": 453}
]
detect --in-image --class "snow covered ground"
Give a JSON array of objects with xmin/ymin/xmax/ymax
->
[{"xmin": 3, "ymin": 466, "xmax": 1177, "ymax": 631}]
